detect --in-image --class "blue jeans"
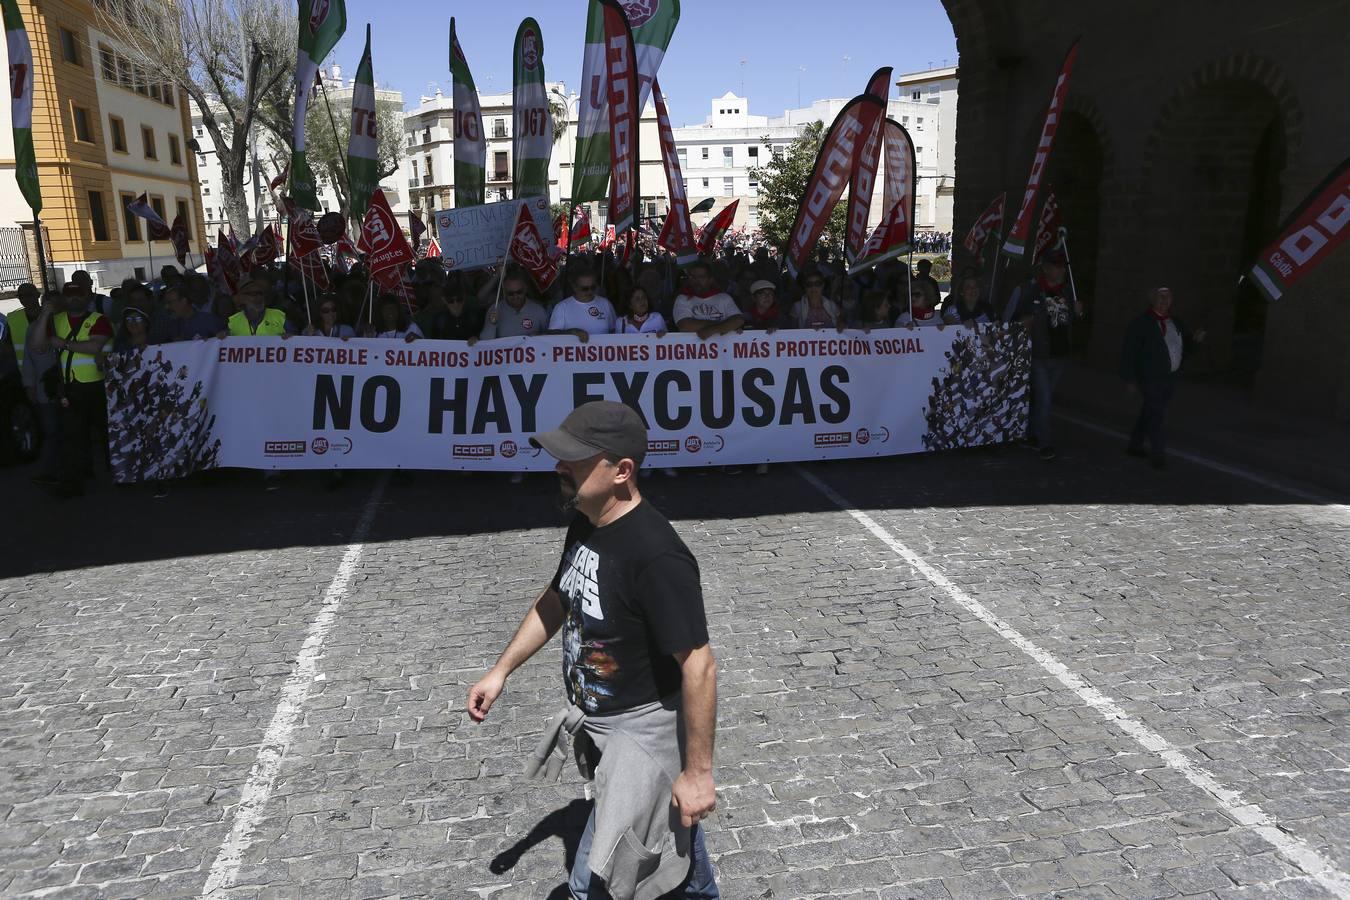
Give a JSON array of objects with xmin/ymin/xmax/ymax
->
[
  {"xmin": 569, "ymin": 811, "xmax": 719, "ymax": 899},
  {"xmin": 1030, "ymin": 358, "xmax": 1068, "ymax": 447}
]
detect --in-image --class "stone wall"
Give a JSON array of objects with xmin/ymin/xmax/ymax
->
[{"xmin": 945, "ymin": 1, "xmax": 1350, "ymax": 419}]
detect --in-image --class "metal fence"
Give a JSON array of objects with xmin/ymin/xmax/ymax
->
[{"xmin": 0, "ymin": 226, "xmax": 36, "ymax": 291}]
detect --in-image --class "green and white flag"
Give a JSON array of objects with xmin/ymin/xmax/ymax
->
[
  {"xmin": 449, "ymin": 18, "xmax": 485, "ymax": 208},
  {"xmin": 3, "ymin": 0, "xmax": 40, "ymax": 213},
  {"xmin": 512, "ymin": 18, "xmax": 552, "ymax": 199},
  {"xmin": 347, "ymin": 25, "xmax": 378, "ymax": 223},
  {"xmin": 572, "ymin": 0, "xmax": 679, "ymax": 203},
  {"xmin": 291, "ymin": 0, "xmax": 347, "ymax": 210}
]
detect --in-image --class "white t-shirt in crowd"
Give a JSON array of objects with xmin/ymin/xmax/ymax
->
[
  {"xmin": 375, "ymin": 323, "xmax": 424, "ymax": 340},
  {"xmin": 672, "ymin": 292, "xmax": 742, "ymax": 325},
  {"xmin": 549, "ymin": 296, "xmax": 616, "ymax": 334},
  {"xmin": 614, "ymin": 312, "xmax": 668, "ymax": 334}
]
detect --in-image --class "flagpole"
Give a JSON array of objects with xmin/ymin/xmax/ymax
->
[
  {"xmin": 146, "ymin": 228, "xmax": 155, "ymax": 287},
  {"xmin": 317, "ymin": 77, "xmax": 354, "ymax": 219},
  {"xmin": 301, "ymin": 269, "xmax": 313, "ymax": 329},
  {"xmin": 906, "ymin": 250, "xmax": 914, "ymax": 321},
  {"xmin": 32, "ymin": 215, "xmax": 50, "ymax": 294},
  {"xmin": 1058, "ymin": 226, "xmax": 1080, "ymax": 305}
]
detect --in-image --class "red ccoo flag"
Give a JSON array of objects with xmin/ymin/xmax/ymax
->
[
  {"xmin": 1003, "ymin": 40, "xmax": 1080, "ymax": 258},
  {"xmin": 697, "ymin": 199, "xmax": 739, "ymax": 256},
  {"xmin": 1032, "ymin": 191, "xmax": 1062, "ymax": 262},
  {"xmin": 599, "ymin": 0, "xmax": 639, "ymax": 235},
  {"xmin": 845, "ymin": 67, "xmax": 893, "ymax": 263},
  {"xmin": 963, "ymin": 193, "xmax": 1006, "ymax": 256},
  {"xmin": 569, "ymin": 208, "xmax": 592, "ymax": 247},
  {"xmin": 1248, "ymin": 156, "xmax": 1350, "ymax": 302},
  {"xmin": 508, "ymin": 202, "xmax": 561, "ymax": 291}
]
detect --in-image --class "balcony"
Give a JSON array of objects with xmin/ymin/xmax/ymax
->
[{"xmin": 489, "ymin": 171, "xmax": 510, "ymax": 184}]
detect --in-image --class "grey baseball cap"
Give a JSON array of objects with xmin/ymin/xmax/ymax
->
[{"xmin": 530, "ymin": 401, "xmax": 647, "ymax": 464}]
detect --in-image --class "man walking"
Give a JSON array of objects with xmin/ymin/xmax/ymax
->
[
  {"xmin": 1120, "ymin": 286, "xmax": 1205, "ymax": 469},
  {"xmin": 1008, "ymin": 248, "xmax": 1082, "ymax": 460},
  {"xmin": 467, "ymin": 401, "xmax": 720, "ymax": 899}
]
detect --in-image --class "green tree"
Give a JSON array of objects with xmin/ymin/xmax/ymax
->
[{"xmin": 748, "ymin": 121, "xmax": 847, "ymax": 255}]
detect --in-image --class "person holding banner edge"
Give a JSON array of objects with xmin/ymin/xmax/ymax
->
[
  {"xmin": 1008, "ymin": 248, "xmax": 1081, "ymax": 460},
  {"xmin": 467, "ymin": 401, "xmax": 720, "ymax": 899}
]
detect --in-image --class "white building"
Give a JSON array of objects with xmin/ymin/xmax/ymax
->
[
  {"xmin": 670, "ymin": 66, "xmax": 959, "ymax": 239},
  {"xmin": 191, "ymin": 64, "xmax": 407, "ymax": 236}
]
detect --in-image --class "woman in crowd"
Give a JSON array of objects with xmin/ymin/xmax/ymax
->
[
  {"xmin": 942, "ymin": 274, "xmax": 996, "ymax": 327},
  {"xmin": 741, "ymin": 280, "xmax": 783, "ymax": 333},
  {"xmin": 897, "ymin": 278, "xmax": 946, "ymax": 329},
  {"xmin": 614, "ymin": 286, "xmax": 666, "ymax": 335},
  {"xmin": 365, "ymin": 296, "xmax": 423, "ymax": 341},
  {"xmin": 856, "ymin": 290, "xmax": 895, "ymax": 332},
  {"xmin": 788, "ymin": 271, "xmax": 845, "ymax": 330},
  {"xmin": 304, "ymin": 296, "xmax": 355, "ymax": 339},
  {"xmin": 111, "ymin": 304, "xmax": 154, "ymax": 353}
]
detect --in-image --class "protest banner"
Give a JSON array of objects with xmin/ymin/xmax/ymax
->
[
  {"xmin": 105, "ymin": 327, "xmax": 1030, "ymax": 482},
  {"xmin": 346, "ymin": 25, "xmax": 379, "ymax": 223},
  {"xmin": 432, "ymin": 197, "xmax": 554, "ymax": 270},
  {"xmin": 512, "ymin": 18, "xmax": 552, "ymax": 199},
  {"xmin": 1247, "ymin": 156, "xmax": 1350, "ymax": 302}
]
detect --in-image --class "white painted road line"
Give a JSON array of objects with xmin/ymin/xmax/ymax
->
[
  {"xmin": 201, "ymin": 474, "xmax": 388, "ymax": 898},
  {"xmin": 795, "ymin": 465, "xmax": 1350, "ymax": 899},
  {"xmin": 1056, "ymin": 410, "xmax": 1349, "ymax": 508}
]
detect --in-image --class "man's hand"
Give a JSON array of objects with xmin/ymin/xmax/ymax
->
[
  {"xmin": 467, "ymin": 669, "xmax": 506, "ymax": 723},
  {"xmin": 573, "ymin": 329, "xmax": 590, "ymax": 343},
  {"xmin": 696, "ymin": 324, "xmax": 716, "ymax": 340},
  {"xmin": 671, "ymin": 769, "xmax": 716, "ymax": 828}
]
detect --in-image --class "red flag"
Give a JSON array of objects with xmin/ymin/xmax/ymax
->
[
  {"xmin": 569, "ymin": 208, "xmax": 592, "ymax": 247},
  {"xmin": 697, "ymin": 200, "xmax": 739, "ymax": 256},
  {"xmin": 236, "ymin": 234, "xmax": 259, "ymax": 274},
  {"xmin": 268, "ymin": 162, "xmax": 290, "ymax": 192},
  {"xmin": 882, "ymin": 118, "xmax": 916, "ymax": 237},
  {"xmin": 1003, "ymin": 40, "xmax": 1080, "ymax": 258},
  {"xmin": 216, "ymin": 230, "xmax": 241, "ymax": 287},
  {"xmin": 286, "ymin": 202, "xmax": 323, "ymax": 259},
  {"xmin": 508, "ymin": 202, "xmax": 561, "ymax": 291},
  {"xmin": 653, "ymin": 79, "xmax": 698, "ymax": 266},
  {"xmin": 845, "ymin": 67, "xmax": 893, "ymax": 262},
  {"xmin": 1032, "ymin": 191, "xmax": 1062, "ymax": 262},
  {"xmin": 600, "ymin": 0, "xmax": 639, "ymax": 235},
  {"xmin": 127, "ymin": 193, "xmax": 171, "ymax": 241},
  {"xmin": 289, "ymin": 248, "xmax": 331, "ymax": 291},
  {"xmin": 848, "ymin": 200, "xmax": 911, "ymax": 275},
  {"xmin": 1248, "ymin": 156, "xmax": 1350, "ymax": 302},
  {"xmin": 963, "ymin": 193, "xmax": 1006, "ymax": 256},
  {"xmin": 361, "ymin": 188, "xmax": 415, "ymax": 275},
  {"xmin": 409, "ymin": 211, "xmax": 427, "ymax": 255},
  {"xmin": 618, "ymin": 229, "xmax": 636, "ymax": 269},
  {"xmin": 555, "ymin": 213, "xmax": 569, "ymax": 250},
  {"xmin": 254, "ymin": 225, "xmax": 279, "ymax": 267},
  {"xmin": 371, "ymin": 264, "xmax": 413, "ymax": 304},
  {"xmin": 204, "ymin": 247, "xmax": 235, "ymax": 296},
  {"xmin": 600, "ymin": 224, "xmax": 616, "ymax": 250},
  {"xmin": 169, "ymin": 215, "xmax": 190, "ymax": 266},
  {"xmin": 425, "ymin": 235, "xmax": 441, "ymax": 260},
  {"xmin": 786, "ymin": 91, "xmax": 885, "ymax": 275}
]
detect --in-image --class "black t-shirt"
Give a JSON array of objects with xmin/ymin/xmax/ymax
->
[{"xmin": 550, "ymin": 500, "xmax": 709, "ymax": 715}]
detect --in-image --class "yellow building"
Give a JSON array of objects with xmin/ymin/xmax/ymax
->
[{"xmin": 0, "ymin": 0, "xmax": 208, "ymax": 291}]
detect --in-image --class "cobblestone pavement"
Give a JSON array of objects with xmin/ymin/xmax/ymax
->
[{"xmin": 2, "ymin": 421, "xmax": 1349, "ymax": 899}]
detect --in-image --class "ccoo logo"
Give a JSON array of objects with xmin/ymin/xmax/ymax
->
[
  {"xmin": 308, "ymin": 0, "xmax": 331, "ymax": 34},
  {"xmin": 619, "ymin": 0, "xmax": 659, "ymax": 27},
  {"xmin": 522, "ymin": 29, "xmax": 540, "ymax": 70}
]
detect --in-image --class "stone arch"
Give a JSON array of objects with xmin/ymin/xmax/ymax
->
[{"xmin": 1139, "ymin": 54, "xmax": 1295, "ymax": 379}]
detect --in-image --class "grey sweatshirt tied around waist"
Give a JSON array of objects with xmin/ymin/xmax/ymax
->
[{"xmin": 527, "ymin": 696, "xmax": 692, "ymax": 900}]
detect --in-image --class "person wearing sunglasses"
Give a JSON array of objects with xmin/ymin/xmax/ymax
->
[
  {"xmin": 673, "ymin": 259, "xmax": 743, "ymax": 340},
  {"xmin": 481, "ymin": 270, "xmax": 548, "ymax": 340},
  {"xmin": 787, "ymin": 270, "xmax": 845, "ymax": 331},
  {"xmin": 548, "ymin": 267, "xmax": 616, "ymax": 342},
  {"xmin": 111, "ymin": 305, "xmax": 153, "ymax": 353},
  {"xmin": 303, "ymin": 297, "xmax": 355, "ymax": 339}
]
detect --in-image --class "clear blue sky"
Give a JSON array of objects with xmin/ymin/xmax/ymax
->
[{"xmin": 326, "ymin": 1, "xmax": 956, "ymax": 126}]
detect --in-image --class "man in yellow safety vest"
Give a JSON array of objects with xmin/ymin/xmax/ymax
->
[
  {"xmin": 222, "ymin": 272, "xmax": 291, "ymax": 337},
  {"xmin": 31, "ymin": 284, "xmax": 113, "ymax": 497}
]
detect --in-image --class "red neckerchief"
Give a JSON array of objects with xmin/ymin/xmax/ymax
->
[
  {"xmin": 1149, "ymin": 308, "xmax": 1170, "ymax": 335},
  {"xmin": 746, "ymin": 302, "xmax": 779, "ymax": 326},
  {"xmin": 626, "ymin": 312, "xmax": 651, "ymax": 329},
  {"xmin": 1037, "ymin": 274, "xmax": 1065, "ymax": 295},
  {"xmin": 684, "ymin": 286, "xmax": 723, "ymax": 299}
]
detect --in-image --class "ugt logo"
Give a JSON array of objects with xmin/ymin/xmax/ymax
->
[
  {"xmin": 307, "ymin": 0, "xmax": 331, "ymax": 34},
  {"xmin": 365, "ymin": 207, "xmax": 394, "ymax": 251},
  {"xmin": 522, "ymin": 29, "xmax": 540, "ymax": 70},
  {"xmin": 619, "ymin": 0, "xmax": 659, "ymax": 26}
]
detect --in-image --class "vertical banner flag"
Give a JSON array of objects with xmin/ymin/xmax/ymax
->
[
  {"xmin": 1032, "ymin": 190, "xmax": 1061, "ymax": 261},
  {"xmin": 512, "ymin": 18, "xmax": 552, "ymax": 198},
  {"xmin": 847, "ymin": 200, "xmax": 910, "ymax": 275},
  {"xmin": 786, "ymin": 92, "xmax": 885, "ymax": 275},
  {"xmin": 449, "ymin": 18, "xmax": 486, "ymax": 207},
  {"xmin": 572, "ymin": 0, "xmax": 680, "ymax": 203},
  {"xmin": 963, "ymin": 193, "xmax": 1005, "ymax": 256},
  {"xmin": 347, "ymin": 25, "xmax": 379, "ymax": 224},
  {"xmin": 1247, "ymin": 156, "xmax": 1350, "ymax": 302},
  {"xmin": 845, "ymin": 67, "xmax": 893, "ymax": 263},
  {"xmin": 290, "ymin": 0, "xmax": 347, "ymax": 209},
  {"xmin": 882, "ymin": 118, "xmax": 917, "ymax": 233},
  {"xmin": 653, "ymin": 78, "xmax": 698, "ymax": 265},
  {"xmin": 508, "ymin": 203, "xmax": 561, "ymax": 291},
  {"xmin": 170, "ymin": 215, "xmax": 190, "ymax": 266},
  {"xmin": 600, "ymin": 0, "xmax": 640, "ymax": 236},
  {"xmin": 1002, "ymin": 40, "xmax": 1080, "ymax": 258},
  {"xmin": 697, "ymin": 199, "xmax": 739, "ymax": 256},
  {"xmin": 570, "ymin": 207, "xmax": 592, "ymax": 247},
  {"xmin": 3, "ymin": 0, "xmax": 40, "ymax": 213}
]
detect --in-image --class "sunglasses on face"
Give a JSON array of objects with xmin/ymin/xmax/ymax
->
[{"xmin": 125, "ymin": 315, "xmax": 146, "ymax": 323}]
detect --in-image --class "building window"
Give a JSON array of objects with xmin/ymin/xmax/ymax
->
[
  {"xmin": 59, "ymin": 28, "xmax": 81, "ymax": 65},
  {"xmin": 701, "ymin": 147, "xmax": 709, "ymax": 160},
  {"xmin": 424, "ymin": 155, "xmax": 434, "ymax": 183},
  {"xmin": 134, "ymin": 64, "xmax": 148, "ymax": 95},
  {"xmin": 701, "ymin": 178, "xmax": 709, "ymax": 190},
  {"xmin": 748, "ymin": 204, "xmax": 758, "ymax": 226},
  {"xmin": 723, "ymin": 177, "xmax": 734, "ymax": 197},
  {"xmin": 916, "ymin": 118, "xmax": 924, "ymax": 131},
  {"xmin": 161, "ymin": 84, "xmax": 175, "ymax": 108},
  {"xmin": 202, "ymin": 185, "xmax": 210, "ymax": 196},
  {"xmin": 149, "ymin": 82, "xmax": 161, "ymax": 102},
  {"xmin": 410, "ymin": 159, "xmax": 419, "ymax": 180},
  {"xmin": 646, "ymin": 202, "xmax": 657, "ymax": 218},
  {"xmin": 748, "ymin": 146, "xmax": 758, "ymax": 159},
  {"xmin": 682, "ymin": 178, "xmax": 688, "ymax": 194},
  {"xmin": 99, "ymin": 45, "xmax": 115, "ymax": 80},
  {"xmin": 422, "ymin": 127, "xmax": 431, "ymax": 144},
  {"xmin": 121, "ymin": 193, "xmax": 141, "ymax": 242},
  {"xmin": 677, "ymin": 147, "xmax": 686, "ymax": 161},
  {"xmin": 88, "ymin": 192, "xmax": 110, "ymax": 242},
  {"xmin": 493, "ymin": 118, "xmax": 507, "ymax": 138},
  {"xmin": 72, "ymin": 105, "xmax": 94, "ymax": 143},
  {"xmin": 194, "ymin": 125, "xmax": 203, "ymax": 138},
  {"xmin": 773, "ymin": 144, "xmax": 785, "ymax": 155},
  {"xmin": 748, "ymin": 179, "xmax": 758, "ymax": 196},
  {"xmin": 169, "ymin": 134, "xmax": 182, "ymax": 165},
  {"xmin": 109, "ymin": 115, "xmax": 127, "ymax": 153},
  {"xmin": 149, "ymin": 197, "xmax": 167, "ymax": 239},
  {"xmin": 911, "ymin": 90, "xmax": 921, "ymax": 101},
  {"xmin": 493, "ymin": 151, "xmax": 507, "ymax": 180},
  {"xmin": 176, "ymin": 199, "xmax": 190, "ymax": 236},
  {"xmin": 598, "ymin": 201, "xmax": 609, "ymax": 221},
  {"xmin": 722, "ymin": 146, "xmax": 733, "ymax": 163},
  {"xmin": 142, "ymin": 126, "xmax": 156, "ymax": 159},
  {"xmin": 902, "ymin": 116, "xmax": 909, "ymax": 125}
]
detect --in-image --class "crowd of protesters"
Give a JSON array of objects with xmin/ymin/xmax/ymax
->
[{"xmin": 1, "ymin": 222, "xmax": 1212, "ymax": 497}]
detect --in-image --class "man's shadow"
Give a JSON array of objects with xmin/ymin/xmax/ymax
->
[{"xmin": 490, "ymin": 798, "xmax": 592, "ymax": 899}]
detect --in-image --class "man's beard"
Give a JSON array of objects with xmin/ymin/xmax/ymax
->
[{"xmin": 558, "ymin": 475, "xmax": 579, "ymax": 513}]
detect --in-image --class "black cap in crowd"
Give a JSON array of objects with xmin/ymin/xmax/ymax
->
[{"xmin": 530, "ymin": 401, "xmax": 647, "ymax": 466}]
